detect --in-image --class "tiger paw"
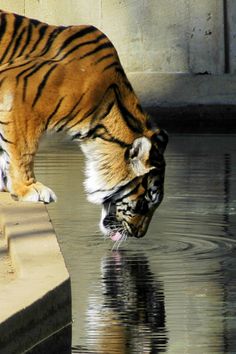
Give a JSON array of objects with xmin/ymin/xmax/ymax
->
[{"xmin": 13, "ymin": 182, "xmax": 57, "ymax": 203}]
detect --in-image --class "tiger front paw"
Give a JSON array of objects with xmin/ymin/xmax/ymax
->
[{"xmin": 13, "ymin": 182, "xmax": 57, "ymax": 203}]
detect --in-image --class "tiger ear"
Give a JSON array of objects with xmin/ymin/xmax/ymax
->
[
  {"xmin": 128, "ymin": 137, "xmax": 153, "ymax": 176},
  {"xmin": 151, "ymin": 128, "xmax": 168, "ymax": 154},
  {"xmin": 147, "ymin": 116, "xmax": 168, "ymax": 154}
]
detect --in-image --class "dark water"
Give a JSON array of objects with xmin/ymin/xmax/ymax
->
[{"xmin": 36, "ymin": 134, "xmax": 236, "ymax": 354}]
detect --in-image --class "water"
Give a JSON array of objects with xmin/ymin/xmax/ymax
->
[{"xmin": 36, "ymin": 134, "xmax": 236, "ymax": 354}]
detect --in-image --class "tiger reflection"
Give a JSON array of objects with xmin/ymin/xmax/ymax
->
[{"xmin": 82, "ymin": 252, "xmax": 167, "ymax": 354}]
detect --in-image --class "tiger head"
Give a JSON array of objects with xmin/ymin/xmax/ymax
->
[{"xmin": 81, "ymin": 128, "xmax": 168, "ymax": 242}]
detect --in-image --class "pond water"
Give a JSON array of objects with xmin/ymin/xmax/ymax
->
[{"xmin": 36, "ymin": 134, "xmax": 236, "ymax": 354}]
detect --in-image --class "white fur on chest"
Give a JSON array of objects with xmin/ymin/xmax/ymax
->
[
  {"xmin": 81, "ymin": 141, "xmax": 121, "ymax": 204},
  {"xmin": 81, "ymin": 142, "xmax": 109, "ymax": 203}
]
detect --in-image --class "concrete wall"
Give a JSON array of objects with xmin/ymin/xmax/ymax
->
[{"xmin": 0, "ymin": 0, "xmax": 236, "ymax": 108}]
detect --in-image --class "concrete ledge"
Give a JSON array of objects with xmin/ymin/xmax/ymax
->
[
  {"xmin": 128, "ymin": 73, "xmax": 236, "ymax": 133},
  {"xmin": 0, "ymin": 192, "xmax": 71, "ymax": 353},
  {"xmin": 128, "ymin": 72, "xmax": 236, "ymax": 106}
]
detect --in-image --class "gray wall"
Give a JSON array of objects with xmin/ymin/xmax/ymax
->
[{"xmin": 0, "ymin": 0, "xmax": 236, "ymax": 107}]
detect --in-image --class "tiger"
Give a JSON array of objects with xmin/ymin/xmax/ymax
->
[{"xmin": 0, "ymin": 10, "xmax": 168, "ymax": 242}]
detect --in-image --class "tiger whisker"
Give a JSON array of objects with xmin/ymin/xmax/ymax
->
[
  {"xmin": 111, "ymin": 229, "xmax": 128, "ymax": 251},
  {"xmin": 112, "ymin": 239, "xmax": 120, "ymax": 251},
  {"xmin": 117, "ymin": 233, "xmax": 127, "ymax": 250}
]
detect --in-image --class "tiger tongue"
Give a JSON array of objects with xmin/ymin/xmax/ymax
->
[{"xmin": 110, "ymin": 232, "xmax": 122, "ymax": 242}]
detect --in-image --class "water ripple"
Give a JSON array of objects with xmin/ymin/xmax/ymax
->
[{"xmin": 35, "ymin": 134, "xmax": 236, "ymax": 354}]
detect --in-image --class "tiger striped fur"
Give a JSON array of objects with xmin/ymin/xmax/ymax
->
[{"xmin": 0, "ymin": 10, "xmax": 168, "ymax": 240}]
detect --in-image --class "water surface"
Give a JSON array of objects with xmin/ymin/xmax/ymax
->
[{"xmin": 36, "ymin": 134, "xmax": 236, "ymax": 354}]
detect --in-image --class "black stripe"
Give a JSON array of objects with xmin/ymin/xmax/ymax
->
[
  {"xmin": 23, "ymin": 60, "xmax": 52, "ymax": 80},
  {"xmin": 69, "ymin": 99, "xmax": 115, "ymax": 132},
  {"xmin": 32, "ymin": 64, "xmax": 58, "ymax": 107},
  {"xmin": 30, "ymin": 18, "xmax": 41, "ymax": 27},
  {"xmin": 90, "ymin": 172, "xmax": 131, "ymax": 199},
  {"xmin": 18, "ymin": 23, "xmax": 33, "ymax": 57},
  {"xmin": 57, "ymin": 108, "xmax": 81, "ymax": 132},
  {"xmin": 21, "ymin": 63, "xmax": 44, "ymax": 100},
  {"xmin": 102, "ymin": 61, "xmax": 120, "ymax": 72},
  {"xmin": 28, "ymin": 24, "xmax": 48, "ymax": 55},
  {"xmin": 90, "ymin": 101, "xmax": 115, "ymax": 126},
  {"xmin": 80, "ymin": 42, "xmax": 113, "ymax": 60},
  {"xmin": 0, "ymin": 77, "xmax": 6, "ymax": 87},
  {"xmin": 0, "ymin": 147, "xmax": 8, "ymax": 155},
  {"xmin": 56, "ymin": 94, "xmax": 86, "ymax": 132},
  {"xmin": 116, "ymin": 184, "xmax": 141, "ymax": 202},
  {"xmin": 16, "ymin": 62, "xmax": 39, "ymax": 85},
  {"xmin": 45, "ymin": 97, "xmax": 65, "ymax": 129},
  {"xmin": 55, "ymin": 26, "xmax": 98, "ymax": 53},
  {"xmin": 40, "ymin": 28, "xmax": 60, "ymax": 55},
  {"xmin": 40, "ymin": 26, "xmax": 66, "ymax": 56},
  {"xmin": 54, "ymin": 100, "xmax": 81, "ymax": 128},
  {"xmin": 106, "ymin": 177, "xmax": 142, "ymax": 203},
  {"xmin": 22, "ymin": 61, "xmax": 53, "ymax": 100},
  {"xmin": 0, "ymin": 133, "xmax": 13, "ymax": 144},
  {"xmin": 0, "ymin": 120, "xmax": 9, "ymax": 125},
  {"xmin": 73, "ymin": 123, "xmax": 129, "ymax": 148},
  {"xmin": 1, "ymin": 60, "xmax": 32, "ymax": 76},
  {"xmin": 0, "ymin": 15, "xmax": 24, "ymax": 63},
  {"xmin": 8, "ymin": 26, "xmax": 27, "ymax": 62},
  {"xmin": 95, "ymin": 101, "xmax": 114, "ymax": 121},
  {"xmin": 94, "ymin": 53, "xmax": 114, "ymax": 65},
  {"xmin": 98, "ymin": 134, "xmax": 130, "ymax": 148},
  {"xmin": 55, "ymin": 34, "xmax": 106, "ymax": 61},
  {"xmin": 115, "ymin": 67, "xmax": 133, "ymax": 91},
  {"xmin": 114, "ymin": 89, "xmax": 143, "ymax": 134},
  {"xmin": 79, "ymin": 83, "xmax": 118, "ymax": 124},
  {"xmin": 136, "ymin": 103, "xmax": 144, "ymax": 114},
  {"xmin": 0, "ymin": 13, "xmax": 7, "ymax": 43},
  {"xmin": 124, "ymin": 81, "xmax": 133, "ymax": 91},
  {"xmin": 120, "ymin": 104, "xmax": 143, "ymax": 134},
  {"xmin": 70, "ymin": 132, "xmax": 82, "ymax": 140},
  {"xmin": 115, "ymin": 67, "xmax": 125, "ymax": 76},
  {"xmin": 52, "ymin": 92, "xmax": 85, "ymax": 131}
]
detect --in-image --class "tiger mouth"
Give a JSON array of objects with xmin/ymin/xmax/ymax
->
[
  {"xmin": 101, "ymin": 206, "xmax": 148, "ymax": 241},
  {"xmin": 101, "ymin": 191, "xmax": 158, "ymax": 242},
  {"xmin": 109, "ymin": 230, "xmax": 126, "ymax": 242},
  {"xmin": 101, "ymin": 204, "xmax": 132, "ymax": 241},
  {"xmin": 104, "ymin": 218, "xmax": 130, "ymax": 240},
  {"xmin": 106, "ymin": 220, "xmax": 148, "ymax": 241}
]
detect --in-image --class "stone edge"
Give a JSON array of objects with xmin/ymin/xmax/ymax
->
[
  {"xmin": 128, "ymin": 73, "xmax": 236, "ymax": 107},
  {"xmin": 128, "ymin": 73, "xmax": 236, "ymax": 133},
  {"xmin": 0, "ymin": 192, "xmax": 72, "ymax": 353}
]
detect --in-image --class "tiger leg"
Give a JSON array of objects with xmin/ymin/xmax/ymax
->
[
  {"xmin": 1, "ymin": 130, "xmax": 57, "ymax": 203},
  {"xmin": 6, "ymin": 145, "xmax": 56, "ymax": 202},
  {"xmin": 7, "ymin": 147, "xmax": 57, "ymax": 203}
]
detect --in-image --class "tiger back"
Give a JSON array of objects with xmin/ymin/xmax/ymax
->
[{"xmin": 0, "ymin": 10, "xmax": 168, "ymax": 241}]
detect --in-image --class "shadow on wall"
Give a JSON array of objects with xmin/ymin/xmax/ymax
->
[{"xmin": 101, "ymin": 1, "xmax": 235, "ymax": 133}]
